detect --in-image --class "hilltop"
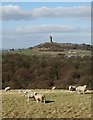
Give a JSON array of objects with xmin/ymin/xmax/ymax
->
[
  {"xmin": 32, "ymin": 42, "xmax": 91, "ymax": 51},
  {"xmin": 3, "ymin": 42, "xmax": 91, "ymax": 57}
]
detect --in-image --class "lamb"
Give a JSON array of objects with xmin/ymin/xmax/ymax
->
[
  {"xmin": 69, "ymin": 85, "xmax": 76, "ymax": 91},
  {"xmin": 76, "ymin": 85, "xmax": 87, "ymax": 94},
  {"xmin": 5, "ymin": 87, "xmax": 10, "ymax": 91},
  {"xmin": 33, "ymin": 92, "xmax": 45, "ymax": 103},
  {"xmin": 52, "ymin": 86, "xmax": 56, "ymax": 90}
]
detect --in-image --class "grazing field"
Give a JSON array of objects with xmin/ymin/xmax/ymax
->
[
  {"xmin": 1, "ymin": 89, "xmax": 92, "ymax": 118},
  {"xmin": 3, "ymin": 49, "xmax": 91, "ymax": 57}
]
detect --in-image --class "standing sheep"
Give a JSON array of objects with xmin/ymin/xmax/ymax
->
[
  {"xmin": 76, "ymin": 85, "xmax": 87, "ymax": 94},
  {"xmin": 26, "ymin": 91, "xmax": 35, "ymax": 101},
  {"xmin": 34, "ymin": 92, "xmax": 45, "ymax": 103},
  {"xmin": 5, "ymin": 87, "xmax": 10, "ymax": 91}
]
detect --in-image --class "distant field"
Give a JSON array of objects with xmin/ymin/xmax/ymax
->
[
  {"xmin": 1, "ymin": 89, "xmax": 92, "ymax": 118},
  {"xmin": 3, "ymin": 48, "xmax": 91, "ymax": 57}
]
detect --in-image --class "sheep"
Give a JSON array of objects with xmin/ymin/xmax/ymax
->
[
  {"xmin": 52, "ymin": 86, "xmax": 56, "ymax": 90},
  {"xmin": 33, "ymin": 92, "xmax": 45, "ymax": 103},
  {"xmin": 27, "ymin": 92, "xmax": 35, "ymax": 101},
  {"xmin": 26, "ymin": 91, "xmax": 35, "ymax": 101},
  {"xmin": 76, "ymin": 85, "xmax": 87, "ymax": 94},
  {"xmin": 5, "ymin": 87, "xmax": 10, "ymax": 91},
  {"xmin": 69, "ymin": 85, "xmax": 76, "ymax": 91}
]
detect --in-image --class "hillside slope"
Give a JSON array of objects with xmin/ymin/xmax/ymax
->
[
  {"xmin": 32, "ymin": 42, "xmax": 91, "ymax": 51},
  {"xmin": 4, "ymin": 42, "xmax": 91, "ymax": 57}
]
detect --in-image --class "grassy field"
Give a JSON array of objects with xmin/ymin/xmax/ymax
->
[
  {"xmin": 1, "ymin": 89, "xmax": 92, "ymax": 118},
  {"xmin": 3, "ymin": 48, "xmax": 91, "ymax": 58}
]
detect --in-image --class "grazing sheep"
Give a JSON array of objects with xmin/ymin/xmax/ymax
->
[
  {"xmin": 27, "ymin": 91, "xmax": 35, "ymax": 101},
  {"xmin": 76, "ymin": 85, "xmax": 87, "ymax": 94},
  {"xmin": 34, "ymin": 92, "xmax": 45, "ymax": 103},
  {"xmin": 52, "ymin": 86, "xmax": 56, "ymax": 90},
  {"xmin": 5, "ymin": 87, "xmax": 10, "ymax": 91},
  {"xmin": 69, "ymin": 85, "xmax": 76, "ymax": 91},
  {"xmin": 23, "ymin": 90, "xmax": 35, "ymax": 101}
]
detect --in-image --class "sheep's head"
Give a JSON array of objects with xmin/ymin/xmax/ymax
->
[
  {"xmin": 84, "ymin": 85, "xmax": 87, "ymax": 88},
  {"xmin": 34, "ymin": 92, "xmax": 37, "ymax": 95},
  {"xmin": 24, "ymin": 91, "xmax": 28, "ymax": 95}
]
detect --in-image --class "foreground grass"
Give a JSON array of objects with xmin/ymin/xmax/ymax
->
[{"xmin": 1, "ymin": 89, "xmax": 92, "ymax": 118}]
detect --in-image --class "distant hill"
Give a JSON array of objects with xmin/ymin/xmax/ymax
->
[
  {"xmin": 32, "ymin": 42, "xmax": 92, "ymax": 52},
  {"xmin": 3, "ymin": 42, "xmax": 92, "ymax": 57}
]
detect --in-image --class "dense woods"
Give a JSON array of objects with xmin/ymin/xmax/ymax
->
[{"xmin": 2, "ymin": 53, "xmax": 92, "ymax": 89}]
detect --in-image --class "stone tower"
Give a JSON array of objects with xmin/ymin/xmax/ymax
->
[{"xmin": 50, "ymin": 36, "xmax": 53, "ymax": 43}]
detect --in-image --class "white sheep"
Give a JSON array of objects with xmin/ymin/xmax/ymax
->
[
  {"xmin": 69, "ymin": 85, "xmax": 76, "ymax": 91},
  {"xmin": 26, "ymin": 91, "xmax": 35, "ymax": 101},
  {"xmin": 76, "ymin": 85, "xmax": 87, "ymax": 94},
  {"xmin": 18, "ymin": 90, "xmax": 34, "ymax": 100},
  {"xmin": 52, "ymin": 86, "xmax": 56, "ymax": 90},
  {"xmin": 34, "ymin": 92, "xmax": 45, "ymax": 103},
  {"xmin": 5, "ymin": 87, "xmax": 10, "ymax": 91}
]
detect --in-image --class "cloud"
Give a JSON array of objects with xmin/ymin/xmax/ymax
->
[
  {"xmin": 0, "ymin": 5, "xmax": 91, "ymax": 20},
  {"xmin": 1, "ymin": 5, "xmax": 34, "ymax": 20},
  {"xmin": 3, "ymin": 24, "xmax": 89, "ymax": 35}
]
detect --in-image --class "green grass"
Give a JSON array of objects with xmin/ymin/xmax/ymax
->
[
  {"xmin": 1, "ymin": 89, "xmax": 92, "ymax": 118},
  {"xmin": 3, "ymin": 48, "xmax": 91, "ymax": 57}
]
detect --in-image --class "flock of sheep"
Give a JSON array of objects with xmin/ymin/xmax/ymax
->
[
  {"xmin": 69, "ymin": 85, "xmax": 87, "ymax": 94},
  {"xmin": 20, "ymin": 90, "xmax": 46, "ymax": 103},
  {"xmin": 5, "ymin": 87, "xmax": 46, "ymax": 103},
  {"xmin": 51, "ymin": 85, "xmax": 87, "ymax": 94},
  {"xmin": 4, "ymin": 85, "xmax": 87, "ymax": 103}
]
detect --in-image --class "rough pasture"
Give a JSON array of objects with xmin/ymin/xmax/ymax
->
[{"xmin": 1, "ymin": 89, "xmax": 92, "ymax": 118}]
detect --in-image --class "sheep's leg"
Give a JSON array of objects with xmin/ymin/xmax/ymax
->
[
  {"xmin": 33, "ymin": 97, "xmax": 36, "ymax": 101},
  {"xmin": 77, "ymin": 91, "xmax": 80, "ymax": 94},
  {"xmin": 38, "ymin": 98, "xmax": 42, "ymax": 103},
  {"xmin": 27, "ymin": 95, "xmax": 29, "ymax": 102},
  {"xmin": 43, "ymin": 99, "xmax": 46, "ymax": 103},
  {"xmin": 36, "ymin": 99, "xmax": 39, "ymax": 103},
  {"xmin": 42, "ymin": 97, "xmax": 45, "ymax": 103}
]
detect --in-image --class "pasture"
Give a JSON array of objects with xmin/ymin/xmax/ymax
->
[
  {"xmin": 3, "ymin": 48, "xmax": 91, "ymax": 57},
  {"xmin": 1, "ymin": 89, "xmax": 92, "ymax": 118}
]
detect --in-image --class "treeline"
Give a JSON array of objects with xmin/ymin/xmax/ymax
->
[{"xmin": 2, "ymin": 53, "xmax": 92, "ymax": 89}]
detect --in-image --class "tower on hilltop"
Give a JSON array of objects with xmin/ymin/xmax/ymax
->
[{"xmin": 50, "ymin": 36, "xmax": 53, "ymax": 43}]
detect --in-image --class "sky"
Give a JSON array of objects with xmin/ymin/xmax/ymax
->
[{"xmin": 0, "ymin": 2, "xmax": 91, "ymax": 49}]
